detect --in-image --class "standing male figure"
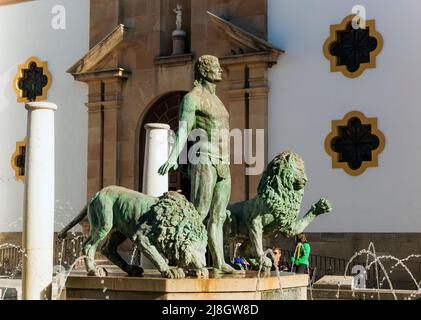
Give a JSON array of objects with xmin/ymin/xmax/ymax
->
[
  {"xmin": 159, "ymin": 55, "xmax": 238, "ymax": 274},
  {"xmin": 173, "ymin": 4, "xmax": 183, "ymax": 31}
]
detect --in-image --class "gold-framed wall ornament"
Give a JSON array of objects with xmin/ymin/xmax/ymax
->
[
  {"xmin": 13, "ymin": 56, "xmax": 52, "ymax": 103},
  {"xmin": 325, "ymin": 111, "xmax": 385, "ymax": 176},
  {"xmin": 11, "ymin": 138, "xmax": 27, "ymax": 182},
  {"xmin": 323, "ymin": 15, "xmax": 383, "ymax": 78}
]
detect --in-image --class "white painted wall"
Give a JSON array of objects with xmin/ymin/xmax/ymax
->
[
  {"xmin": 268, "ymin": 0, "xmax": 421, "ymax": 232},
  {"xmin": 0, "ymin": 0, "xmax": 89, "ymax": 232}
]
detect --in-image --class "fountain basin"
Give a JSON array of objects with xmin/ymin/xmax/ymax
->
[
  {"xmin": 64, "ymin": 270, "xmax": 308, "ymax": 300},
  {"xmin": 310, "ymin": 276, "xmax": 421, "ymax": 300},
  {"xmin": 0, "ymin": 279, "xmax": 20, "ymax": 300}
]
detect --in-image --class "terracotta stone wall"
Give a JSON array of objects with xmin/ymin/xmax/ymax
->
[
  {"xmin": 191, "ymin": 0, "xmax": 267, "ymax": 57},
  {"xmin": 90, "ymin": 0, "xmax": 120, "ymax": 47}
]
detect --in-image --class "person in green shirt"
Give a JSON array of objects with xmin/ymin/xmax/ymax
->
[{"xmin": 291, "ymin": 233, "xmax": 310, "ymax": 274}]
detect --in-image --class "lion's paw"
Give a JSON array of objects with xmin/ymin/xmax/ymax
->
[
  {"xmin": 200, "ymin": 268, "xmax": 209, "ymax": 278},
  {"xmin": 161, "ymin": 268, "xmax": 186, "ymax": 279},
  {"xmin": 188, "ymin": 268, "xmax": 209, "ymax": 278},
  {"xmin": 316, "ymin": 198, "xmax": 333, "ymax": 215},
  {"xmin": 127, "ymin": 266, "xmax": 144, "ymax": 277},
  {"xmin": 198, "ymin": 268, "xmax": 209, "ymax": 278}
]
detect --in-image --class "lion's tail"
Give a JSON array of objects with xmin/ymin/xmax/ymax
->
[{"xmin": 58, "ymin": 206, "xmax": 88, "ymax": 240}]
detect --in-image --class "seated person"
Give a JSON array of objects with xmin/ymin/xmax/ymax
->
[
  {"xmin": 233, "ymin": 256, "xmax": 250, "ymax": 271},
  {"xmin": 273, "ymin": 248, "xmax": 290, "ymax": 272}
]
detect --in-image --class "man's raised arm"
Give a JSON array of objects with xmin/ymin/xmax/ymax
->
[{"xmin": 158, "ymin": 94, "xmax": 196, "ymax": 175}]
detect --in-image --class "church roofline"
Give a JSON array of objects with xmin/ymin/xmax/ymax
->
[
  {"xmin": 67, "ymin": 24, "xmax": 133, "ymax": 75},
  {"xmin": 207, "ymin": 11, "xmax": 284, "ymax": 55}
]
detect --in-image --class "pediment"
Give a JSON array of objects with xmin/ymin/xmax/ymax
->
[
  {"xmin": 208, "ymin": 11, "xmax": 284, "ymax": 56},
  {"xmin": 94, "ymin": 55, "xmax": 117, "ymax": 71},
  {"xmin": 68, "ymin": 24, "xmax": 133, "ymax": 79}
]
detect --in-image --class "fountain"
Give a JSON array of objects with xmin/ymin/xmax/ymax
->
[
  {"xmin": 254, "ymin": 249, "xmax": 285, "ymax": 300},
  {"xmin": 308, "ymin": 242, "xmax": 421, "ymax": 300},
  {"xmin": 5, "ymin": 53, "xmax": 419, "ymax": 301},
  {"xmin": 3, "ymin": 227, "xmax": 421, "ymax": 301}
]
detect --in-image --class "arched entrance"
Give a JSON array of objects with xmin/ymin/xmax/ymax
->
[{"xmin": 139, "ymin": 91, "xmax": 190, "ymax": 197}]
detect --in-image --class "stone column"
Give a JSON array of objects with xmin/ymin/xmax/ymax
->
[
  {"xmin": 22, "ymin": 102, "xmax": 57, "ymax": 300},
  {"xmin": 247, "ymin": 63, "xmax": 270, "ymax": 199},
  {"xmin": 102, "ymin": 105, "xmax": 120, "ymax": 187},
  {"xmin": 102, "ymin": 78, "xmax": 123, "ymax": 187},
  {"xmin": 86, "ymin": 81, "xmax": 103, "ymax": 200},
  {"xmin": 225, "ymin": 62, "xmax": 271, "ymax": 201},
  {"xmin": 141, "ymin": 123, "xmax": 170, "ymax": 269},
  {"xmin": 225, "ymin": 64, "xmax": 248, "ymax": 203},
  {"xmin": 142, "ymin": 123, "xmax": 170, "ymax": 197}
]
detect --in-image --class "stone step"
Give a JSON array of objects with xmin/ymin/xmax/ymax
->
[{"xmin": 309, "ymin": 288, "xmax": 415, "ymax": 300}]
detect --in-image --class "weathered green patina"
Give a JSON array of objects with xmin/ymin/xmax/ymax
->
[
  {"xmin": 225, "ymin": 151, "xmax": 333, "ymax": 269},
  {"xmin": 159, "ymin": 55, "xmax": 238, "ymax": 275},
  {"xmin": 58, "ymin": 187, "xmax": 208, "ymax": 279}
]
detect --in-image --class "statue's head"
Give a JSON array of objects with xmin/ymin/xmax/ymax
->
[{"xmin": 195, "ymin": 55, "xmax": 223, "ymax": 84}]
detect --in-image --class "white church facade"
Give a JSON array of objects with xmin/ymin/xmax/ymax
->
[
  {"xmin": 0, "ymin": 0, "xmax": 89, "ymax": 244},
  {"xmin": 269, "ymin": 0, "xmax": 421, "ymax": 234}
]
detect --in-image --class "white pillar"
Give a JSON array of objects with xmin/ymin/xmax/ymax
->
[
  {"xmin": 142, "ymin": 123, "xmax": 170, "ymax": 197},
  {"xmin": 141, "ymin": 123, "xmax": 170, "ymax": 269},
  {"xmin": 22, "ymin": 102, "xmax": 57, "ymax": 300}
]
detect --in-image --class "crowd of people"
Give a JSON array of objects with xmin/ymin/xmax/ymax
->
[{"xmin": 233, "ymin": 233, "xmax": 311, "ymax": 274}]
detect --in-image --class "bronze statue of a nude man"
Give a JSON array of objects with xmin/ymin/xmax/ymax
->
[{"xmin": 159, "ymin": 55, "xmax": 238, "ymax": 274}]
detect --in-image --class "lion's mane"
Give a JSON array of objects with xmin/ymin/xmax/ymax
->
[
  {"xmin": 142, "ymin": 192, "xmax": 208, "ymax": 267},
  {"xmin": 257, "ymin": 151, "xmax": 306, "ymax": 237}
]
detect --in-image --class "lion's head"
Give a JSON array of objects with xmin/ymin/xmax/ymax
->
[
  {"xmin": 257, "ymin": 151, "xmax": 307, "ymax": 232},
  {"xmin": 258, "ymin": 151, "xmax": 307, "ymax": 195},
  {"xmin": 146, "ymin": 191, "xmax": 208, "ymax": 277}
]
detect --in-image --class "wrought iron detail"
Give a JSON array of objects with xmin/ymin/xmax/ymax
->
[
  {"xmin": 331, "ymin": 118, "xmax": 379, "ymax": 170},
  {"xmin": 15, "ymin": 148, "xmax": 26, "ymax": 177},
  {"xmin": 330, "ymin": 24, "xmax": 378, "ymax": 73},
  {"xmin": 14, "ymin": 57, "xmax": 52, "ymax": 103},
  {"xmin": 323, "ymin": 15, "xmax": 383, "ymax": 78},
  {"xmin": 11, "ymin": 139, "xmax": 27, "ymax": 182},
  {"xmin": 325, "ymin": 111, "xmax": 385, "ymax": 176},
  {"xmin": 18, "ymin": 62, "xmax": 49, "ymax": 102}
]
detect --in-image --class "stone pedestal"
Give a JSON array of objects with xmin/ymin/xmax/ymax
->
[
  {"xmin": 142, "ymin": 123, "xmax": 170, "ymax": 197},
  {"xmin": 22, "ymin": 102, "xmax": 57, "ymax": 300},
  {"xmin": 172, "ymin": 30, "xmax": 186, "ymax": 55},
  {"xmin": 65, "ymin": 271, "xmax": 309, "ymax": 300}
]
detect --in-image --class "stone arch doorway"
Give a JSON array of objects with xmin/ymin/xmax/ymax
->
[{"xmin": 139, "ymin": 91, "xmax": 190, "ymax": 197}]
